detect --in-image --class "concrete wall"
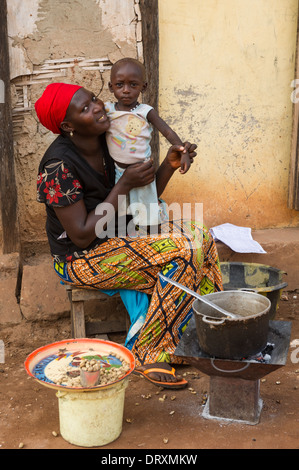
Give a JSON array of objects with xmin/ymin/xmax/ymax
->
[
  {"xmin": 158, "ymin": 0, "xmax": 299, "ymax": 230},
  {"xmin": 7, "ymin": 0, "xmax": 142, "ymax": 252}
]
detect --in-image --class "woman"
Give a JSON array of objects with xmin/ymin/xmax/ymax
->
[{"xmin": 35, "ymin": 83, "xmax": 223, "ymax": 389}]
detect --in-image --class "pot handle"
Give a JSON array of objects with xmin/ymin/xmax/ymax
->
[
  {"xmin": 239, "ymin": 288, "xmax": 257, "ymax": 292},
  {"xmin": 202, "ymin": 316, "xmax": 225, "ymax": 325},
  {"xmin": 211, "ymin": 358, "xmax": 250, "ymax": 373}
]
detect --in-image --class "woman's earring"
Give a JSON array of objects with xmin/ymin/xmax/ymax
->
[{"xmin": 70, "ymin": 131, "xmax": 73, "ymax": 137}]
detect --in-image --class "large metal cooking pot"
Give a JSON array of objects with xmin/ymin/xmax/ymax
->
[{"xmin": 193, "ymin": 290, "xmax": 271, "ymax": 360}]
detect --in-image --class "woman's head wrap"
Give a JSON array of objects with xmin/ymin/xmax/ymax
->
[{"xmin": 35, "ymin": 83, "xmax": 82, "ymax": 134}]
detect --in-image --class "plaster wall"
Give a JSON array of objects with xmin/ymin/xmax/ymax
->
[
  {"xmin": 7, "ymin": 0, "xmax": 141, "ymax": 249},
  {"xmin": 158, "ymin": 0, "xmax": 299, "ymax": 229}
]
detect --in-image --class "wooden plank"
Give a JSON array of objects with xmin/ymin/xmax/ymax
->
[
  {"xmin": 67, "ymin": 286, "xmax": 127, "ymax": 336},
  {"xmin": 71, "ymin": 289, "xmax": 120, "ymax": 302},
  {"xmin": 0, "ymin": 0, "xmax": 19, "ymax": 252},
  {"xmin": 289, "ymin": 5, "xmax": 299, "ymax": 210},
  {"xmin": 295, "ymin": 126, "xmax": 299, "ymax": 208},
  {"xmin": 86, "ymin": 318, "xmax": 127, "ymax": 335},
  {"xmin": 139, "ymin": 0, "xmax": 159, "ymax": 165},
  {"xmin": 71, "ymin": 301, "xmax": 86, "ymax": 338}
]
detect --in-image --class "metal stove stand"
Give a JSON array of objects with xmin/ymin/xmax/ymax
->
[{"xmin": 175, "ymin": 318, "xmax": 291, "ymax": 425}]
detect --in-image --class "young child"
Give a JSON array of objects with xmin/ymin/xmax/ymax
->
[{"xmin": 105, "ymin": 57, "xmax": 191, "ymax": 229}]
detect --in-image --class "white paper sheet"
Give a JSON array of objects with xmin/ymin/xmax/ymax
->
[{"xmin": 210, "ymin": 223, "xmax": 266, "ymax": 254}]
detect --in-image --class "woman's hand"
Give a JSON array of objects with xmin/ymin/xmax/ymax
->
[
  {"xmin": 155, "ymin": 142, "xmax": 197, "ymax": 197},
  {"xmin": 165, "ymin": 142, "xmax": 197, "ymax": 171},
  {"xmin": 119, "ymin": 160, "xmax": 156, "ymax": 191}
]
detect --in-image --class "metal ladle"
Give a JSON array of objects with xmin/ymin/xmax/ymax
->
[{"xmin": 159, "ymin": 274, "xmax": 240, "ymax": 319}]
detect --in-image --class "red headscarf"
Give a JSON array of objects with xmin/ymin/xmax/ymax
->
[{"xmin": 35, "ymin": 83, "xmax": 82, "ymax": 134}]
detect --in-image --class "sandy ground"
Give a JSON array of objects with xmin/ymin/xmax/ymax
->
[{"xmin": 0, "ymin": 293, "xmax": 298, "ymax": 452}]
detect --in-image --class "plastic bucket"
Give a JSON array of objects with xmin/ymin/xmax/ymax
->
[
  {"xmin": 220, "ymin": 262, "xmax": 287, "ymax": 319},
  {"xmin": 56, "ymin": 378, "xmax": 128, "ymax": 447}
]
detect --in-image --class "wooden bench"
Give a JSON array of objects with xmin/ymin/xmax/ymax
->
[{"xmin": 65, "ymin": 285, "xmax": 129, "ymax": 338}]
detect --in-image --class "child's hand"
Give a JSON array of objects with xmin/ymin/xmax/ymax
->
[
  {"xmin": 179, "ymin": 142, "xmax": 194, "ymax": 174},
  {"xmin": 121, "ymin": 160, "xmax": 155, "ymax": 191},
  {"xmin": 165, "ymin": 142, "xmax": 197, "ymax": 171},
  {"xmin": 179, "ymin": 150, "xmax": 191, "ymax": 174}
]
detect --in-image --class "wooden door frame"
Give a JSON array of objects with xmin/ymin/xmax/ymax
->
[
  {"xmin": 139, "ymin": 0, "xmax": 160, "ymax": 165},
  {"xmin": 289, "ymin": 1, "xmax": 299, "ymax": 210},
  {"xmin": 0, "ymin": 0, "xmax": 19, "ymax": 253}
]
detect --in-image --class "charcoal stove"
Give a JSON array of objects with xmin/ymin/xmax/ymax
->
[{"xmin": 174, "ymin": 317, "xmax": 291, "ymax": 425}]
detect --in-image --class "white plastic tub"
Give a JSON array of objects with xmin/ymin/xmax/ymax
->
[{"xmin": 56, "ymin": 378, "xmax": 128, "ymax": 447}]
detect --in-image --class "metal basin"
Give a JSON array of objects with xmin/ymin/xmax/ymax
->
[
  {"xmin": 193, "ymin": 290, "xmax": 271, "ymax": 360},
  {"xmin": 220, "ymin": 262, "xmax": 287, "ymax": 319}
]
